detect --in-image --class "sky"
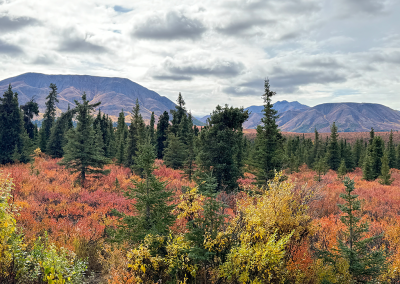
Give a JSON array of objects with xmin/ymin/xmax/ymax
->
[{"xmin": 0, "ymin": 0, "xmax": 399, "ymax": 117}]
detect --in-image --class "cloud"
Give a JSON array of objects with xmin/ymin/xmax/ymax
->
[
  {"xmin": 31, "ymin": 54, "xmax": 56, "ymax": 65},
  {"xmin": 132, "ymin": 11, "xmax": 206, "ymax": 40},
  {"xmin": 223, "ymin": 86, "xmax": 259, "ymax": 96},
  {"xmin": 113, "ymin": 5, "xmax": 133, "ymax": 13},
  {"xmin": 58, "ymin": 28, "xmax": 107, "ymax": 54},
  {"xmin": 0, "ymin": 39, "xmax": 23, "ymax": 55},
  {"xmin": 162, "ymin": 57, "xmax": 245, "ymax": 78},
  {"xmin": 336, "ymin": 0, "xmax": 387, "ymax": 16},
  {"xmin": 0, "ymin": 15, "xmax": 39, "ymax": 33},
  {"xmin": 216, "ymin": 18, "xmax": 273, "ymax": 36},
  {"xmin": 153, "ymin": 75, "xmax": 193, "ymax": 81},
  {"xmin": 300, "ymin": 57, "xmax": 344, "ymax": 69}
]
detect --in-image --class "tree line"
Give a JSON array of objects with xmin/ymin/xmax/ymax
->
[{"xmin": 0, "ymin": 80, "xmax": 397, "ymax": 189}]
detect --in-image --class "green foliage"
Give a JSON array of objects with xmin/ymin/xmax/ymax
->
[
  {"xmin": 196, "ymin": 104, "xmax": 249, "ymax": 192},
  {"xmin": 115, "ymin": 140, "xmax": 176, "ymax": 244},
  {"xmin": 40, "ymin": 83, "xmax": 59, "ymax": 153},
  {"xmin": 338, "ymin": 159, "xmax": 347, "ymax": 179},
  {"xmin": 251, "ymin": 79, "xmax": 285, "ymax": 185},
  {"xmin": 20, "ymin": 99, "xmax": 39, "ymax": 140},
  {"xmin": 47, "ymin": 108, "xmax": 75, "ymax": 158},
  {"xmin": 379, "ymin": 151, "xmax": 393, "ymax": 185},
  {"xmin": 59, "ymin": 92, "xmax": 110, "ymax": 186},
  {"xmin": 314, "ymin": 156, "xmax": 329, "ymax": 182},
  {"xmin": 362, "ymin": 151, "xmax": 375, "ymax": 181},
  {"xmin": 125, "ymin": 99, "xmax": 146, "ymax": 170},
  {"xmin": 0, "ymin": 85, "xmax": 24, "ymax": 164},
  {"xmin": 371, "ymin": 136, "xmax": 385, "ymax": 179},
  {"xmin": 156, "ymin": 111, "xmax": 170, "ymax": 159},
  {"xmin": 327, "ymin": 122, "xmax": 341, "ymax": 171},
  {"xmin": 317, "ymin": 177, "xmax": 388, "ymax": 283},
  {"xmin": 163, "ymin": 133, "xmax": 186, "ymax": 169},
  {"xmin": 115, "ymin": 110, "xmax": 128, "ymax": 165},
  {"xmin": 387, "ymin": 130, "xmax": 396, "ymax": 169}
]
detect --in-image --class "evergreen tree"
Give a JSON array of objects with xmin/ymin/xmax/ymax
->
[
  {"xmin": 163, "ymin": 133, "xmax": 186, "ymax": 169},
  {"xmin": 251, "ymin": 79, "xmax": 284, "ymax": 185},
  {"xmin": 353, "ymin": 139, "xmax": 363, "ymax": 167},
  {"xmin": 156, "ymin": 111, "xmax": 170, "ymax": 159},
  {"xmin": 125, "ymin": 99, "xmax": 146, "ymax": 170},
  {"xmin": 362, "ymin": 152, "xmax": 374, "ymax": 181},
  {"xmin": 338, "ymin": 159, "xmax": 347, "ymax": 179},
  {"xmin": 379, "ymin": 151, "xmax": 393, "ymax": 185},
  {"xmin": 170, "ymin": 92, "xmax": 186, "ymax": 135},
  {"xmin": 184, "ymin": 113, "xmax": 196, "ymax": 181},
  {"xmin": 197, "ymin": 104, "xmax": 249, "ymax": 191},
  {"xmin": 387, "ymin": 130, "xmax": 396, "ymax": 169},
  {"xmin": 39, "ymin": 83, "xmax": 59, "ymax": 152},
  {"xmin": 317, "ymin": 177, "xmax": 387, "ymax": 283},
  {"xmin": 20, "ymin": 99, "xmax": 39, "ymax": 140},
  {"xmin": 59, "ymin": 93, "xmax": 110, "ymax": 186},
  {"xmin": 327, "ymin": 122, "xmax": 341, "ymax": 171},
  {"xmin": 371, "ymin": 136, "xmax": 384, "ymax": 179},
  {"xmin": 148, "ymin": 111, "xmax": 156, "ymax": 146},
  {"xmin": 185, "ymin": 173, "xmax": 227, "ymax": 272},
  {"xmin": 369, "ymin": 127, "xmax": 375, "ymax": 145},
  {"xmin": 314, "ymin": 156, "xmax": 329, "ymax": 182},
  {"xmin": 115, "ymin": 110, "xmax": 128, "ymax": 165},
  {"xmin": 0, "ymin": 85, "xmax": 23, "ymax": 164},
  {"xmin": 47, "ymin": 108, "xmax": 76, "ymax": 158},
  {"xmin": 114, "ymin": 139, "xmax": 175, "ymax": 243},
  {"xmin": 396, "ymin": 143, "xmax": 400, "ymax": 170}
]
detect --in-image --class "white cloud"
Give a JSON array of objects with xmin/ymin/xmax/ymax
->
[{"xmin": 0, "ymin": 0, "xmax": 399, "ymax": 116}]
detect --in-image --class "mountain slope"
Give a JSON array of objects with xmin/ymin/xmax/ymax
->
[
  {"xmin": 243, "ymin": 100, "xmax": 310, "ymax": 129},
  {"xmin": 0, "ymin": 72, "xmax": 177, "ymax": 122},
  {"xmin": 280, "ymin": 103, "xmax": 400, "ymax": 132}
]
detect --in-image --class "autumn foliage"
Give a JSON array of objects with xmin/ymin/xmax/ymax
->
[{"xmin": 1, "ymin": 154, "xmax": 400, "ymax": 283}]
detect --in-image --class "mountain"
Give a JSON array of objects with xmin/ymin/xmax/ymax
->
[
  {"xmin": 280, "ymin": 103, "xmax": 400, "ymax": 132},
  {"xmin": 0, "ymin": 72, "xmax": 180, "ymax": 123},
  {"xmin": 243, "ymin": 100, "xmax": 310, "ymax": 129}
]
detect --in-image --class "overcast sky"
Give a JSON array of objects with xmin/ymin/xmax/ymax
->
[{"xmin": 0, "ymin": 0, "xmax": 399, "ymax": 116}]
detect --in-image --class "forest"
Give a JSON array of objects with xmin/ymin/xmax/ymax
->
[{"xmin": 1, "ymin": 80, "xmax": 400, "ymax": 283}]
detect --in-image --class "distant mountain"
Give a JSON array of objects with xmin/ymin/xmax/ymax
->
[
  {"xmin": 0, "ymin": 73, "xmax": 204, "ymax": 125},
  {"xmin": 280, "ymin": 103, "xmax": 400, "ymax": 132},
  {"xmin": 243, "ymin": 100, "xmax": 310, "ymax": 129}
]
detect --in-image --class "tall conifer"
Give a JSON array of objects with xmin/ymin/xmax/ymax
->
[
  {"xmin": 327, "ymin": 122, "xmax": 341, "ymax": 171},
  {"xmin": 156, "ymin": 111, "xmax": 170, "ymax": 159},
  {"xmin": 39, "ymin": 83, "xmax": 59, "ymax": 152}
]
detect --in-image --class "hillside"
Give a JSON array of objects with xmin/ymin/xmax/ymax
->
[
  {"xmin": 280, "ymin": 103, "xmax": 400, "ymax": 132},
  {"xmin": 0, "ymin": 72, "xmax": 177, "ymax": 122}
]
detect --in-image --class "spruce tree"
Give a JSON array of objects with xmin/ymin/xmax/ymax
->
[
  {"xmin": 369, "ymin": 127, "xmax": 375, "ymax": 145},
  {"xmin": 184, "ymin": 113, "xmax": 196, "ymax": 181},
  {"xmin": 47, "ymin": 108, "xmax": 76, "ymax": 158},
  {"xmin": 387, "ymin": 130, "xmax": 396, "ymax": 169},
  {"xmin": 148, "ymin": 111, "xmax": 156, "ymax": 146},
  {"xmin": 362, "ymin": 152, "xmax": 374, "ymax": 181},
  {"xmin": 20, "ymin": 99, "xmax": 39, "ymax": 140},
  {"xmin": 379, "ymin": 151, "xmax": 393, "ymax": 185},
  {"xmin": 338, "ymin": 159, "xmax": 347, "ymax": 179},
  {"xmin": 197, "ymin": 104, "xmax": 248, "ymax": 191},
  {"xmin": 317, "ymin": 177, "xmax": 387, "ymax": 283},
  {"xmin": 0, "ymin": 85, "xmax": 23, "ymax": 164},
  {"xmin": 125, "ymin": 99, "xmax": 146, "ymax": 170},
  {"xmin": 59, "ymin": 93, "xmax": 110, "ymax": 186},
  {"xmin": 251, "ymin": 79, "xmax": 284, "ymax": 185},
  {"xmin": 327, "ymin": 122, "xmax": 341, "ymax": 171},
  {"xmin": 39, "ymin": 83, "xmax": 59, "ymax": 152},
  {"xmin": 114, "ymin": 139, "xmax": 175, "ymax": 243},
  {"xmin": 115, "ymin": 110, "xmax": 128, "ymax": 165},
  {"xmin": 371, "ymin": 136, "xmax": 384, "ymax": 179},
  {"xmin": 314, "ymin": 156, "xmax": 329, "ymax": 182},
  {"xmin": 170, "ymin": 92, "xmax": 186, "ymax": 135},
  {"xmin": 156, "ymin": 111, "xmax": 170, "ymax": 159},
  {"xmin": 163, "ymin": 133, "xmax": 186, "ymax": 169}
]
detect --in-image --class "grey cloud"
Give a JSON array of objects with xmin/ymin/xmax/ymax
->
[
  {"xmin": 153, "ymin": 75, "xmax": 193, "ymax": 81},
  {"xmin": 369, "ymin": 51, "xmax": 400, "ymax": 65},
  {"xmin": 58, "ymin": 29, "xmax": 107, "ymax": 54},
  {"xmin": 223, "ymin": 86, "xmax": 259, "ymax": 96},
  {"xmin": 0, "ymin": 39, "xmax": 23, "ymax": 55},
  {"xmin": 165, "ymin": 59, "xmax": 245, "ymax": 77},
  {"xmin": 269, "ymin": 68, "xmax": 347, "ymax": 93},
  {"xmin": 300, "ymin": 57, "xmax": 344, "ymax": 69},
  {"xmin": 0, "ymin": 15, "xmax": 39, "ymax": 33},
  {"xmin": 32, "ymin": 54, "xmax": 55, "ymax": 65},
  {"xmin": 337, "ymin": 0, "xmax": 386, "ymax": 16},
  {"xmin": 216, "ymin": 18, "xmax": 274, "ymax": 36},
  {"xmin": 114, "ymin": 5, "xmax": 133, "ymax": 13},
  {"xmin": 133, "ymin": 11, "xmax": 206, "ymax": 40}
]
